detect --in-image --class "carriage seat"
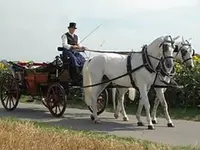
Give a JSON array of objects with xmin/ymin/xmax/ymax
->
[
  {"xmin": 57, "ymin": 47, "xmax": 71, "ymax": 67},
  {"xmin": 57, "ymin": 47, "xmax": 65, "ymax": 52}
]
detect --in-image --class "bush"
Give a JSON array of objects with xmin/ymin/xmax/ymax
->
[
  {"xmin": 0, "ymin": 63, "xmax": 7, "ymax": 79},
  {"xmin": 164, "ymin": 55, "xmax": 200, "ymax": 108}
]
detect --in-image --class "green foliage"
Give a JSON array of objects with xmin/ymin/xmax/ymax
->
[
  {"xmin": 165, "ymin": 56, "xmax": 200, "ymax": 108},
  {"xmin": 0, "ymin": 63, "xmax": 9, "ymax": 81}
]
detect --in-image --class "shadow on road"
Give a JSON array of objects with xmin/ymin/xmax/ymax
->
[
  {"xmin": 0, "ymin": 108, "xmax": 51, "ymax": 119},
  {"xmin": 0, "ymin": 107, "xmax": 146, "ymax": 133}
]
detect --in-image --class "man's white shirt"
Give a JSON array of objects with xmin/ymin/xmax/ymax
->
[{"xmin": 61, "ymin": 32, "xmax": 81, "ymax": 49}]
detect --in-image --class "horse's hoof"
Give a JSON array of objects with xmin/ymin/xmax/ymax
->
[
  {"xmin": 148, "ymin": 125, "xmax": 155, "ymax": 130},
  {"xmin": 123, "ymin": 117, "xmax": 129, "ymax": 121},
  {"xmin": 137, "ymin": 122, "xmax": 145, "ymax": 126},
  {"xmin": 152, "ymin": 120, "xmax": 157, "ymax": 124},
  {"xmin": 114, "ymin": 113, "xmax": 119, "ymax": 119},
  {"xmin": 90, "ymin": 115, "xmax": 95, "ymax": 121},
  {"xmin": 94, "ymin": 120, "xmax": 101, "ymax": 124},
  {"xmin": 167, "ymin": 123, "xmax": 175, "ymax": 127}
]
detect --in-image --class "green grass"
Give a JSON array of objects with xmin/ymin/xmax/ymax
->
[{"xmin": 108, "ymin": 104, "xmax": 200, "ymax": 121}]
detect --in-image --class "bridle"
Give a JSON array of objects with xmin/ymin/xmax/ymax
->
[
  {"xmin": 159, "ymin": 35, "xmax": 175, "ymax": 60},
  {"xmin": 155, "ymin": 40, "xmax": 195, "ymax": 86},
  {"xmin": 174, "ymin": 41, "xmax": 195, "ymax": 63},
  {"xmin": 141, "ymin": 37, "xmax": 175, "ymax": 74},
  {"xmin": 148, "ymin": 35, "xmax": 175, "ymax": 73}
]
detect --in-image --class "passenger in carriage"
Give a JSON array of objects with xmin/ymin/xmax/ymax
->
[{"xmin": 61, "ymin": 22, "xmax": 86, "ymax": 82}]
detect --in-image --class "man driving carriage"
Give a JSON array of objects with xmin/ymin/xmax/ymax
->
[{"xmin": 61, "ymin": 22, "xmax": 86, "ymax": 82}]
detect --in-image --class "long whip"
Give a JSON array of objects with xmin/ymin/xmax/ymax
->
[{"xmin": 79, "ymin": 24, "xmax": 102, "ymax": 44}]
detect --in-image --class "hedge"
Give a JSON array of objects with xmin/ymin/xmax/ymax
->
[{"xmin": 164, "ymin": 55, "xmax": 200, "ymax": 108}]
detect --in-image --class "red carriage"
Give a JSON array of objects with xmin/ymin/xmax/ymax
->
[{"xmin": 0, "ymin": 48, "xmax": 108, "ymax": 117}]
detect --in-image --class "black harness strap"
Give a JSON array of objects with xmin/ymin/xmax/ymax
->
[
  {"xmin": 142, "ymin": 46, "xmax": 156, "ymax": 73},
  {"xmin": 126, "ymin": 47, "xmax": 159, "ymax": 91},
  {"xmin": 153, "ymin": 78, "xmax": 183, "ymax": 89},
  {"xmin": 160, "ymin": 61, "xmax": 168, "ymax": 76},
  {"xmin": 83, "ymin": 62, "xmax": 145, "ymax": 88},
  {"xmin": 126, "ymin": 54, "xmax": 138, "ymax": 90},
  {"xmin": 156, "ymin": 59, "xmax": 175, "ymax": 77}
]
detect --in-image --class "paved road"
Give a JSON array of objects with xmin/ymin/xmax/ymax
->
[{"xmin": 0, "ymin": 103, "xmax": 200, "ymax": 147}]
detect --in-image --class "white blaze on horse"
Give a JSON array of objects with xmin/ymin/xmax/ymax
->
[
  {"xmin": 83, "ymin": 35, "xmax": 179, "ymax": 130},
  {"xmin": 112, "ymin": 36, "xmax": 195, "ymax": 127}
]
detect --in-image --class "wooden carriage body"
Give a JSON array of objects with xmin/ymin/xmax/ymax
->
[
  {"xmin": 0, "ymin": 48, "xmax": 108, "ymax": 117},
  {"xmin": 15, "ymin": 60, "xmax": 70, "ymax": 96}
]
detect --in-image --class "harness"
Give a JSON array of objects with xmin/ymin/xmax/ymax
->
[
  {"xmin": 83, "ymin": 56, "xmax": 145, "ymax": 88},
  {"xmin": 83, "ymin": 46, "xmax": 163, "ymax": 89},
  {"xmin": 126, "ymin": 46, "xmax": 180, "ymax": 90},
  {"xmin": 151, "ymin": 41, "xmax": 194, "ymax": 89},
  {"xmin": 126, "ymin": 45, "xmax": 158, "ymax": 91},
  {"xmin": 82, "ymin": 38, "xmax": 193, "ymax": 90},
  {"xmin": 83, "ymin": 37, "xmax": 184, "ymax": 91},
  {"xmin": 156, "ymin": 57, "xmax": 175, "ymax": 77},
  {"xmin": 175, "ymin": 43, "xmax": 194, "ymax": 63}
]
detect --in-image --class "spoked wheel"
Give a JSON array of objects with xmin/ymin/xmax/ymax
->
[
  {"xmin": 0, "ymin": 74, "xmax": 20, "ymax": 111},
  {"xmin": 88, "ymin": 89, "xmax": 108, "ymax": 115},
  {"xmin": 46, "ymin": 83, "xmax": 67, "ymax": 117}
]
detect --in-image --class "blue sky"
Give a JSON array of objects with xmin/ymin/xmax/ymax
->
[{"xmin": 0, "ymin": 0, "xmax": 200, "ymax": 61}]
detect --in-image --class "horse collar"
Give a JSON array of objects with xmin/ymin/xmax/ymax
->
[
  {"xmin": 126, "ymin": 54, "xmax": 138, "ymax": 90},
  {"xmin": 142, "ymin": 46, "xmax": 155, "ymax": 73}
]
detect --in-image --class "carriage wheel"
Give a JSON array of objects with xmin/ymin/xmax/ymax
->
[
  {"xmin": 0, "ymin": 74, "xmax": 20, "ymax": 111},
  {"xmin": 88, "ymin": 89, "xmax": 108, "ymax": 115},
  {"xmin": 46, "ymin": 83, "xmax": 67, "ymax": 117}
]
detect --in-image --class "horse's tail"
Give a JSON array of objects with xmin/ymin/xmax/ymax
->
[
  {"xmin": 83, "ymin": 59, "xmax": 92, "ymax": 106},
  {"xmin": 128, "ymin": 88, "xmax": 136, "ymax": 101}
]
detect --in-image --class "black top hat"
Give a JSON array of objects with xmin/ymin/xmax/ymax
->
[{"xmin": 68, "ymin": 22, "xmax": 77, "ymax": 29}]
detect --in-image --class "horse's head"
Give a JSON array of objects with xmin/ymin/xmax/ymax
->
[
  {"xmin": 148, "ymin": 35, "xmax": 179, "ymax": 69},
  {"xmin": 174, "ymin": 37, "xmax": 195, "ymax": 69}
]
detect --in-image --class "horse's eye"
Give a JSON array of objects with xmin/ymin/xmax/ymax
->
[
  {"xmin": 181, "ymin": 49, "xmax": 187, "ymax": 56},
  {"xmin": 192, "ymin": 49, "xmax": 195, "ymax": 56},
  {"xmin": 174, "ymin": 45, "xmax": 179, "ymax": 52},
  {"xmin": 162, "ymin": 44, "xmax": 169, "ymax": 52}
]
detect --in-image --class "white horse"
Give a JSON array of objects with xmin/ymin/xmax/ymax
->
[
  {"xmin": 83, "ymin": 35, "xmax": 178, "ymax": 130},
  {"xmin": 151, "ymin": 37, "xmax": 194, "ymax": 125},
  {"xmin": 112, "ymin": 37, "xmax": 195, "ymax": 127}
]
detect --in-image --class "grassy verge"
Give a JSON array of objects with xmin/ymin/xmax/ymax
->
[
  {"xmin": 0, "ymin": 118, "xmax": 198, "ymax": 150},
  {"xmin": 106, "ymin": 104, "xmax": 200, "ymax": 121},
  {"xmin": 58, "ymin": 99, "xmax": 200, "ymax": 122}
]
